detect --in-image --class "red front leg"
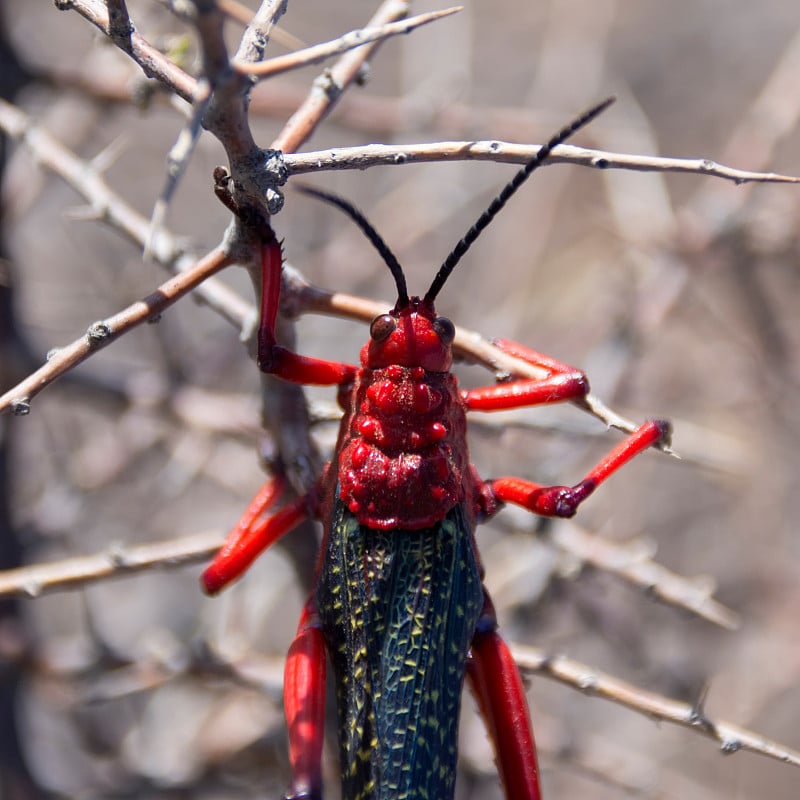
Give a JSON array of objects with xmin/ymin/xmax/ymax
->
[
  {"xmin": 201, "ymin": 477, "xmax": 310, "ymax": 594},
  {"xmin": 467, "ymin": 593, "xmax": 541, "ymax": 800},
  {"xmin": 258, "ymin": 237, "xmax": 357, "ymax": 386},
  {"xmin": 488, "ymin": 418, "xmax": 671, "ymax": 518},
  {"xmin": 462, "ymin": 338, "xmax": 589, "ymax": 412},
  {"xmin": 284, "ymin": 599, "xmax": 327, "ymax": 800}
]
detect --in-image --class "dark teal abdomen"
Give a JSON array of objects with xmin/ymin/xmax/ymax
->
[{"xmin": 316, "ymin": 500, "xmax": 483, "ymax": 800}]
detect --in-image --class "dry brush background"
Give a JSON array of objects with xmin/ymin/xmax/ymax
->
[{"xmin": 2, "ymin": 1, "xmax": 800, "ymax": 798}]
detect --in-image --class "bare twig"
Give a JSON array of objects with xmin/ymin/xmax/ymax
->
[
  {"xmin": 235, "ymin": 7, "xmax": 462, "ymax": 78},
  {"xmin": 271, "ymin": 0, "xmax": 411, "ymax": 153},
  {"xmin": 512, "ymin": 643, "xmax": 800, "ymax": 769},
  {"xmin": 0, "ymin": 519, "xmax": 736, "ymax": 632},
  {"xmin": 64, "ymin": 0, "xmax": 198, "ymax": 102},
  {"xmin": 214, "ymin": 0, "xmax": 306, "ymax": 51},
  {"xmin": 284, "ymin": 140, "xmax": 800, "ymax": 185},
  {"xmin": 0, "ymin": 533, "xmax": 223, "ymax": 598},
  {"xmin": 549, "ymin": 523, "xmax": 739, "ymax": 629},
  {"xmin": 0, "ymin": 98, "xmax": 251, "ymax": 327},
  {"xmin": 0, "ymin": 247, "xmax": 232, "ymax": 415}
]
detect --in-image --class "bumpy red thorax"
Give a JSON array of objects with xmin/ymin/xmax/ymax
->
[
  {"xmin": 337, "ymin": 363, "xmax": 469, "ymax": 529},
  {"xmin": 332, "ymin": 300, "xmax": 471, "ymax": 529}
]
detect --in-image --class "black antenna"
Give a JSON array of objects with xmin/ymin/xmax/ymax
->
[
  {"xmin": 424, "ymin": 96, "xmax": 615, "ymax": 303},
  {"xmin": 295, "ymin": 185, "xmax": 409, "ymax": 308}
]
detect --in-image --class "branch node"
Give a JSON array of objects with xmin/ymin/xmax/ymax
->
[
  {"xmin": 314, "ymin": 70, "xmax": 342, "ymax": 102},
  {"xmin": 266, "ymin": 187, "xmax": 284, "ymax": 214},
  {"xmin": 262, "ymin": 148, "xmax": 289, "ymax": 185},
  {"xmin": 86, "ymin": 320, "xmax": 113, "ymax": 345},
  {"xmin": 10, "ymin": 399, "xmax": 31, "ymax": 417},
  {"xmin": 107, "ymin": 543, "xmax": 130, "ymax": 568},
  {"xmin": 721, "ymin": 738, "xmax": 742, "ymax": 755}
]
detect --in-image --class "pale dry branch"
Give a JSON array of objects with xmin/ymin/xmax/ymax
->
[
  {"xmin": 0, "ymin": 99, "xmax": 251, "ymax": 321},
  {"xmin": 549, "ymin": 523, "xmax": 739, "ymax": 629},
  {"xmin": 64, "ymin": 0, "xmax": 198, "ymax": 102},
  {"xmin": 271, "ymin": 0, "xmax": 411, "ymax": 153},
  {"xmin": 235, "ymin": 7, "xmax": 462, "ymax": 78},
  {"xmin": 284, "ymin": 140, "xmax": 800, "ymax": 186},
  {"xmin": 0, "ymin": 533, "xmax": 223, "ymax": 598},
  {"xmin": 0, "ymin": 247, "xmax": 232, "ymax": 415},
  {"xmin": 512, "ymin": 643, "xmax": 800, "ymax": 769},
  {"xmin": 214, "ymin": 0, "xmax": 306, "ymax": 52}
]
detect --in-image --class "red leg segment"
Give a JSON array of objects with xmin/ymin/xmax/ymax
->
[
  {"xmin": 462, "ymin": 337, "xmax": 588, "ymax": 412},
  {"xmin": 489, "ymin": 418, "xmax": 671, "ymax": 518},
  {"xmin": 467, "ymin": 594, "xmax": 541, "ymax": 800},
  {"xmin": 284, "ymin": 599, "xmax": 327, "ymax": 800},
  {"xmin": 201, "ymin": 478, "xmax": 309, "ymax": 594},
  {"xmin": 257, "ymin": 238, "xmax": 358, "ymax": 385}
]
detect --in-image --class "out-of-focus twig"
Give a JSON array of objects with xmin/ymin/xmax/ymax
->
[
  {"xmin": 512, "ymin": 643, "xmax": 800, "ymax": 769},
  {"xmin": 63, "ymin": 0, "xmax": 197, "ymax": 102},
  {"xmin": 0, "ymin": 247, "xmax": 232, "ymax": 415},
  {"xmin": 0, "ymin": 533, "xmax": 223, "ymax": 598},
  {"xmin": 235, "ymin": 7, "xmax": 461, "ymax": 78},
  {"xmin": 0, "ymin": 98, "xmax": 251, "ymax": 326},
  {"xmin": 271, "ymin": 0, "xmax": 411, "ymax": 153},
  {"xmin": 549, "ymin": 522, "xmax": 739, "ymax": 629}
]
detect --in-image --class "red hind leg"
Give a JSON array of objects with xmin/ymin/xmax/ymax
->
[
  {"xmin": 467, "ymin": 593, "xmax": 541, "ymax": 800},
  {"xmin": 284, "ymin": 599, "xmax": 327, "ymax": 800},
  {"xmin": 487, "ymin": 418, "xmax": 671, "ymax": 518}
]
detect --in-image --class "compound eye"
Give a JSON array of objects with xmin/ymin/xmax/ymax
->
[
  {"xmin": 370, "ymin": 314, "xmax": 397, "ymax": 342},
  {"xmin": 433, "ymin": 316, "xmax": 455, "ymax": 345}
]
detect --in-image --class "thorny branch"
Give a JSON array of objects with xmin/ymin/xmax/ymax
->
[
  {"xmin": 511, "ymin": 644, "xmax": 800, "ymax": 769},
  {"xmin": 284, "ymin": 141, "xmax": 800, "ymax": 186},
  {"xmin": 233, "ymin": 7, "xmax": 462, "ymax": 78},
  {"xmin": 0, "ymin": 247, "xmax": 232, "ymax": 415}
]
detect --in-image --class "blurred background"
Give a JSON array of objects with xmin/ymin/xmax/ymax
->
[{"xmin": 2, "ymin": 0, "xmax": 800, "ymax": 797}]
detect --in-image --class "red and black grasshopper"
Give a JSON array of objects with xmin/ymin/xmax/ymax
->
[{"xmin": 202, "ymin": 98, "xmax": 671, "ymax": 800}]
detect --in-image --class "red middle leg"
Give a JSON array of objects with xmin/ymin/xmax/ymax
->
[{"xmin": 467, "ymin": 592, "xmax": 542, "ymax": 800}]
